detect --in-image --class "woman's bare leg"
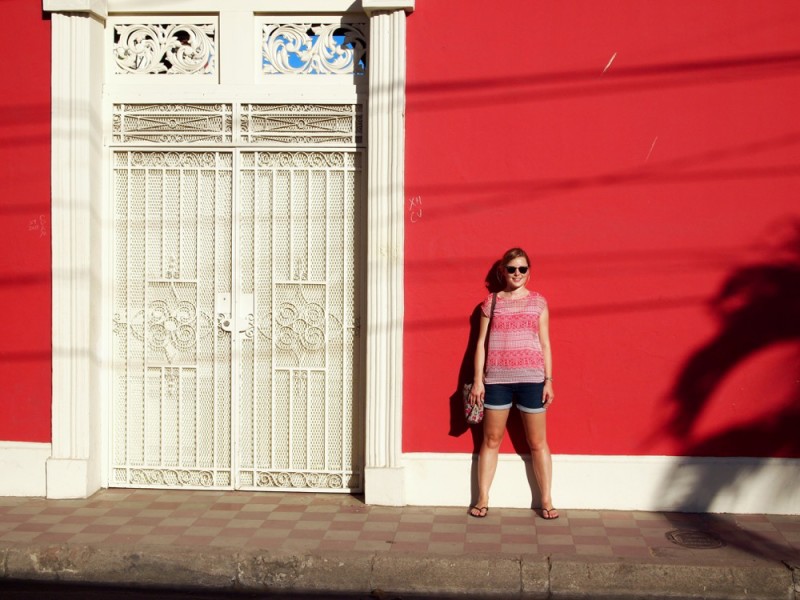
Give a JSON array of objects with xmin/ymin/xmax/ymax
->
[
  {"xmin": 521, "ymin": 411, "xmax": 557, "ymax": 516},
  {"xmin": 473, "ymin": 408, "xmax": 510, "ymax": 514}
]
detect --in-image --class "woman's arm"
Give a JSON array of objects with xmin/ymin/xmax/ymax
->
[
  {"xmin": 539, "ymin": 306, "xmax": 555, "ymax": 405},
  {"xmin": 470, "ymin": 313, "xmax": 491, "ymax": 400}
]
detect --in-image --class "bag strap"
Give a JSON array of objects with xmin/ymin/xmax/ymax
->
[
  {"xmin": 476, "ymin": 293, "xmax": 498, "ymax": 381},
  {"xmin": 484, "ymin": 292, "xmax": 497, "ymax": 347}
]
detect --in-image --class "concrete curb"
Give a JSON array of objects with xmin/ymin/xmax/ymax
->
[
  {"xmin": 548, "ymin": 556, "xmax": 794, "ymax": 600},
  {"xmin": 789, "ymin": 560, "xmax": 800, "ymax": 598},
  {"xmin": 1, "ymin": 544, "xmax": 796, "ymax": 599},
  {"xmin": 369, "ymin": 553, "xmax": 549, "ymax": 598}
]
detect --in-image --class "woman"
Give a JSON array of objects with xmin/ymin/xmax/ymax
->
[{"xmin": 469, "ymin": 247, "xmax": 557, "ymax": 519}]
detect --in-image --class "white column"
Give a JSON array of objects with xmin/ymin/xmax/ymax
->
[
  {"xmin": 45, "ymin": 1, "xmax": 107, "ymax": 498},
  {"xmin": 363, "ymin": 1, "xmax": 413, "ymax": 505}
]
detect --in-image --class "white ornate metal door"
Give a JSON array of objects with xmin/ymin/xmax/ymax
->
[
  {"xmin": 107, "ymin": 12, "xmax": 367, "ymax": 493},
  {"xmin": 111, "ymin": 150, "xmax": 234, "ymax": 488},
  {"xmin": 236, "ymin": 151, "xmax": 362, "ymax": 491},
  {"xmin": 111, "ymin": 145, "xmax": 362, "ymax": 492}
]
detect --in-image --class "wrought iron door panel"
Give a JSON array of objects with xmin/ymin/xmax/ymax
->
[
  {"xmin": 112, "ymin": 148, "xmax": 361, "ymax": 491},
  {"xmin": 237, "ymin": 151, "xmax": 362, "ymax": 492},
  {"xmin": 112, "ymin": 151, "xmax": 233, "ymax": 488}
]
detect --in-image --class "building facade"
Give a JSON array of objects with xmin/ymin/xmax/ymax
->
[{"xmin": 1, "ymin": 0, "xmax": 798, "ymax": 513}]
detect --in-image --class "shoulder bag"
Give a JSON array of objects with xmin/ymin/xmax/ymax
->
[{"xmin": 463, "ymin": 293, "xmax": 497, "ymax": 425}]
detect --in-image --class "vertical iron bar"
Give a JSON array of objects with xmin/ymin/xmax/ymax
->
[
  {"xmin": 325, "ymin": 166, "xmax": 332, "ymax": 471},
  {"xmin": 143, "ymin": 159, "xmax": 149, "ymax": 470},
  {"xmin": 195, "ymin": 165, "xmax": 201, "ymax": 470},
  {"xmin": 212, "ymin": 155, "xmax": 219, "ymax": 479},
  {"xmin": 270, "ymin": 164, "xmax": 276, "ymax": 471},
  {"xmin": 125, "ymin": 153, "xmax": 131, "ymax": 478}
]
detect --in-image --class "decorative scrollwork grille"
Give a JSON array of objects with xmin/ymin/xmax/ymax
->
[
  {"xmin": 112, "ymin": 104, "xmax": 362, "ymax": 147},
  {"xmin": 241, "ymin": 104, "xmax": 363, "ymax": 146},
  {"xmin": 113, "ymin": 104, "xmax": 233, "ymax": 144},
  {"xmin": 261, "ymin": 22, "xmax": 367, "ymax": 76},
  {"xmin": 112, "ymin": 21, "xmax": 216, "ymax": 76}
]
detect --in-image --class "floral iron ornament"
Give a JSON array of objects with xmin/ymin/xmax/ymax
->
[
  {"xmin": 114, "ymin": 23, "xmax": 216, "ymax": 75},
  {"xmin": 262, "ymin": 23, "xmax": 367, "ymax": 75},
  {"xmin": 275, "ymin": 301, "xmax": 326, "ymax": 354},
  {"xmin": 114, "ymin": 299, "xmax": 215, "ymax": 364}
]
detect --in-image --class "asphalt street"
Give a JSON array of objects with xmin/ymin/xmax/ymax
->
[{"xmin": 0, "ymin": 580, "xmax": 736, "ymax": 600}]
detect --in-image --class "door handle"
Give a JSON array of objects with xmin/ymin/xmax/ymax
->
[
  {"xmin": 217, "ymin": 293, "xmax": 232, "ymax": 332},
  {"xmin": 216, "ymin": 293, "xmax": 253, "ymax": 335}
]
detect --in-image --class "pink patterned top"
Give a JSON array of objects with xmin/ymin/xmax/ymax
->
[{"xmin": 482, "ymin": 291, "xmax": 547, "ymax": 384}]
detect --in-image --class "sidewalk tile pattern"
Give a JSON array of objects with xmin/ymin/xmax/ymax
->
[{"xmin": 0, "ymin": 489, "xmax": 797, "ymax": 563}]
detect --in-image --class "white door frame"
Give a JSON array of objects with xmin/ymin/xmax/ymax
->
[{"xmin": 44, "ymin": 0, "xmax": 413, "ymax": 503}]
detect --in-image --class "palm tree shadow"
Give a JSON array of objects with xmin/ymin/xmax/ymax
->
[
  {"xmin": 659, "ymin": 218, "xmax": 800, "ymax": 562},
  {"xmin": 669, "ymin": 224, "xmax": 800, "ymax": 437},
  {"xmin": 658, "ymin": 511, "xmax": 800, "ymax": 564},
  {"xmin": 667, "ymin": 218, "xmax": 800, "ymax": 454}
]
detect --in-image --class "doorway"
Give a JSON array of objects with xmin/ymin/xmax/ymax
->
[{"xmin": 109, "ymin": 121, "xmax": 363, "ymax": 491}]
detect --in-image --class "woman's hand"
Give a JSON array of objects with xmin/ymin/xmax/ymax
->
[
  {"xmin": 543, "ymin": 381, "xmax": 555, "ymax": 407},
  {"xmin": 469, "ymin": 381, "xmax": 485, "ymax": 405}
]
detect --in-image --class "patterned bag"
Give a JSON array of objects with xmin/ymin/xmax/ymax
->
[
  {"xmin": 463, "ymin": 383, "xmax": 483, "ymax": 424},
  {"xmin": 462, "ymin": 293, "xmax": 497, "ymax": 425}
]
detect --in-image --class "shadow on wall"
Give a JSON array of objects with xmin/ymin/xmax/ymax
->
[
  {"xmin": 407, "ymin": 50, "xmax": 800, "ymax": 111},
  {"xmin": 646, "ymin": 219, "xmax": 800, "ymax": 564},
  {"xmin": 657, "ymin": 218, "xmax": 800, "ymax": 518},
  {"xmin": 447, "ymin": 260, "xmax": 499, "ymax": 449}
]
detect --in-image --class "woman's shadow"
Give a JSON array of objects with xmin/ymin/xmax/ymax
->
[{"xmin": 448, "ymin": 261, "xmax": 541, "ymax": 506}]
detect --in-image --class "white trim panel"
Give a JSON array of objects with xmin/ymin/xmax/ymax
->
[
  {"xmin": 0, "ymin": 442, "xmax": 51, "ymax": 497},
  {"xmin": 363, "ymin": 0, "xmax": 414, "ymax": 13},
  {"xmin": 106, "ymin": 1, "xmax": 364, "ymax": 13},
  {"xmin": 401, "ymin": 453, "xmax": 800, "ymax": 515},
  {"xmin": 44, "ymin": 0, "xmax": 107, "ymax": 18}
]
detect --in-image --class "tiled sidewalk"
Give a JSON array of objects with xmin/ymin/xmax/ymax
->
[{"xmin": 1, "ymin": 489, "xmax": 798, "ymax": 564}]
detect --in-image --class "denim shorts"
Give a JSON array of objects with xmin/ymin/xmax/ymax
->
[{"xmin": 484, "ymin": 382, "xmax": 546, "ymax": 414}]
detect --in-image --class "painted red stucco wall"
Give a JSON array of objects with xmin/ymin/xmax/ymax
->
[
  {"xmin": 1, "ymin": 1, "xmax": 798, "ymax": 458},
  {"xmin": 403, "ymin": 1, "xmax": 800, "ymax": 457},
  {"xmin": 0, "ymin": 1, "xmax": 51, "ymax": 442}
]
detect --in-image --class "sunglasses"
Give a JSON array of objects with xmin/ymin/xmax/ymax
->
[{"xmin": 505, "ymin": 266, "xmax": 529, "ymax": 274}]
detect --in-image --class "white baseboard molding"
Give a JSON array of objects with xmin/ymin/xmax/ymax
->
[
  {"xmin": 0, "ymin": 442, "xmax": 51, "ymax": 497},
  {"xmin": 46, "ymin": 457, "xmax": 102, "ymax": 499},
  {"xmin": 364, "ymin": 466, "xmax": 406, "ymax": 506},
  {"xmin": 400, "ymin": 453, "xmax": 800, "ymax": 515},
  {"xmin": 4, "ymin": 445, "xmax": 795, "ymax": 513}
]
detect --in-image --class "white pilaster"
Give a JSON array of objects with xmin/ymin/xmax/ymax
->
[
  {"xmin": 363, "ymin": 2, "xmax": 412, "ymax": 505},
  {"xmin": 46, "ymin": 4, "xmax": 106, "ymax": 498}
]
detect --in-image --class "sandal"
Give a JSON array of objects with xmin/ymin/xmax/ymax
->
[
  {"xmin": 540, "ymin": 507, "xmax": 559, "ymax": 520},
  {"xmin": 469, "ymin": 505, "xmax": 489, "ymax": 518}
]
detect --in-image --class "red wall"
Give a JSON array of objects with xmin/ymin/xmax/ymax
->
[
  {"xmin": 403, "ymin": 1, "xmax": 800, "ymax": 457},
  {"xmin": 0, "ymin": 1, "xmax": 51, "ymax": 442}
]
